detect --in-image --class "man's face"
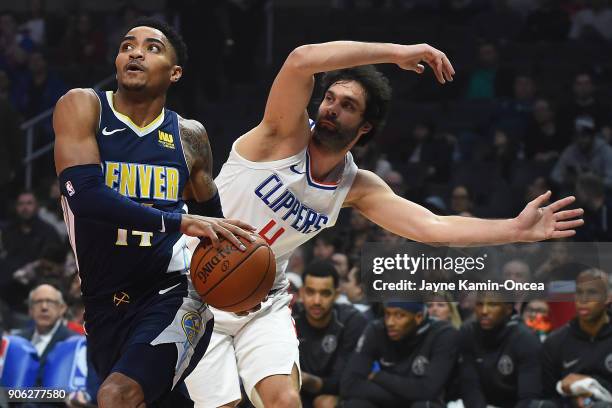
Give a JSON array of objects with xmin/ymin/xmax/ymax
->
[
  {"xmin": 313, "ymin": 239, "xmax": 334, "ymax": 260},
  {"xmin": 16, "ymin": 193, "xmax": 37, "ymax": 222},
  {"xmin": 533, "ymin": 100, "xmax": 553, "ymax": 124},
  {"xmin": 331, "ymin": 253, "xmax": 349, "ymax": 279},
  {"xmin": 29, "ymin": 285, "xmax": 66, "ymax": 334},
  {"xmin": 575, "ymin": 277, "xmax": 608, "ymax": 323},
  {"xmin": 475, "ymin": 299, "xmax": 512, "ymax": 330},
  {"xmin": 340, "ymin": 267, "xmax": 363, "ymax": 302},
  {"xmin": 116, "ymin": 26, "xmax": 181, "ymax": 93},
  {"xmin": 384, "ymin": 307, "xmax": 421, "ymax": 341},
  {"xmin": 313, "ymin": 80, "xmax": 371, "ymax": 152},
  {"xmin": 574, "ymin": 74, "xmax": 593, "ymax": 100},
  {"xmin": 502, "ymin": 260, "xmax": 531, "ymax": 284},
  {"xmin": 300, "ymin": 275, "xmax": 337, "ymax": 324},
  {"xmin": 576, "ymin": 132, "xmax": 594, "ymax": 153},
  {"xmin": 514, "ymin": 76, "xmax": 535, "ymax": 101}
]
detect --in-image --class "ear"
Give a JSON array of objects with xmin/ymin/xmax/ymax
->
[
  {"xmin": 170, "ymin": 65, "xmax": 182, "ymax": 83},
  {"xmin": 415, "ymin": 311, "xmax": 425, "ymax": 325},
  {"xmin": 298, "ymin": 286, "xmax": 305, "ymax": 301},
  {"xmin": 359, "ymin": 121, "xmax": 372, "ymax": 136}
]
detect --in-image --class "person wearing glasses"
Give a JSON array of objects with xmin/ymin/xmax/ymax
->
[{"xmin": 14, "ymin": 283, "xmax": 77, "ymax": 384}]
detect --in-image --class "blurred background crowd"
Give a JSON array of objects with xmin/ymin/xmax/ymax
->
[{"xmin": 0, "ymin": 0, "xmax": 611, "ymax": 407}]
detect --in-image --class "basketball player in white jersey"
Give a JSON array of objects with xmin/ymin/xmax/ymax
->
[{"xmin": 185, "ymin": 41, "xmax": 584, "ymax": 407}]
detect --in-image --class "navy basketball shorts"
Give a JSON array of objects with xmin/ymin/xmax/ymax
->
[{"xmin": 84, "ymin": 273, "xmax": 214, "ymax": 404}]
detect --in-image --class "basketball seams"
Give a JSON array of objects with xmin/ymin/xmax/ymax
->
[
  {"xmin": 198, "ymin": 243, "xmax": 266, "ymax": 298},
  {"xmin": 215, "ymin": 245, "xmax": 273, "ymax": 309}
]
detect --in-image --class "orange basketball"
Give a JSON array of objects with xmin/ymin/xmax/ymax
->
[{"xmin": 190, "ymin": 234, "xmax": 276, "ymax": 313}]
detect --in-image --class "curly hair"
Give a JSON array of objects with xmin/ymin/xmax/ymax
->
[
  {"xmin": 126, "ymin": 17, "xmax": 188, "ymax": 67},
  {"xmin": 319, "ymin": 65, "xmax": 392, "ymax": 145}
]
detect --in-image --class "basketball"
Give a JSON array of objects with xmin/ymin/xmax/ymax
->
[{"xmin": 190, "ymin": 234, "xmax": 276, "ymax": 313}]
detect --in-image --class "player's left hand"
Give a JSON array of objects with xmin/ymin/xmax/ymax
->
[
  {"xmin": 513, "ymin": 191, "xmax": 584, "ymax": 242},
  {"xmin": 396, "ymin": 43, "xmax": 455, "ymax": 84}
]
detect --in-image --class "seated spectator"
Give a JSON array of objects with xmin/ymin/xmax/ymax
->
[
  {"xmin": 450, "ymin": 185, "xmax": 474, "ymax": 216},
  {"xmin": 569, "ymin": 0, "xmax": 612, "ymax": 42},
  {"xmin": 520, "ymin": 0, "xmax": 571, "ymax": 42},
  {"xmin": 493, "ymin": 74, "xmax": 537, "ymax": 138},
  {"xmin": 522, "ymin": 298, "xmax": 552, "ymax": 342},
  {"xmin": 0, "ymin": 190, "xmax": 61, "ymax": 313},
  {"xmin": 13, "ymin": 283, "xmax": 77, "ymax": 384},
  {"xmin": 524, "ymin": 99, "xmax": 571, "ymax": 162},
  {"xmin": 341, "ymin": 302, "xmax": 458, "ymax": 407},
  {"xmin": 574, "ymin": 173, "xmax": 612, "ymax": 242},
  {"xmin": 459, "ymin": 293, "xmax": 543, "ymax": 407},
  {"xmin": 559, "ymin": 71, "xmax": 611, "ymax": 134},
  {"xmin": 542, "ymin": 269, "xmax": 612, "ymax": 407},
  {"xmin": 340, "ymin": 266, "xmax": 373, "ymax": 317},
  {"xmin": 426, "ymin": 291, "xmax": 462, "ymax": 329},
  {"xmin": 551, "ymin": 116, "xmax": 612, "ymax": 189},
  {"xmin": 293, "ymin": 261, "xmax": 367, "ymax": 408},
  {"xmin": 465, "ymin": 42, "xmax": 514, "ymax": 100},
  {"xmin": 313, "ymin": 230, "xmax": 340, "ymax": 261},
  {"xmin": 331, "ymin": 252, "xmax": 350, "ymax": 282}
]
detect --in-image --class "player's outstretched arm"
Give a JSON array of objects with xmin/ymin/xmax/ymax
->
[
  {"xmin": 180, "ymin": 118, "xmax": 255, "ymax": 248},
  {"xmin": 238, "ymin": 42, "xmax": 455, "ymax": 162},
  {"xmin": 345, "ymin": 170, "xmax": 584, "ymax": 245},
  {"xmin": 53, "ymin": 89, "xmax": 250, "ymax": 244}
]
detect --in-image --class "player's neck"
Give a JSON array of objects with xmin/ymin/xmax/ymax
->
[
  {"xmin": 579, "ymin": 312, "xmax": 609, "ymax": 338},
  {"xmin": 306, "ymin": 311, "xmax": 333, "ymax": 329},
  {"xmin": 308, "ymin": 142, "xmax": 347, "ymax": 181},
  {"xmin": 113, "ymin": 89, "xmax": 166, "ymax": 127}
]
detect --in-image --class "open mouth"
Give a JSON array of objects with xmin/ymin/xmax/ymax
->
[{"xmin": 126, "ymin": 62, "xmax": 145, "ymax": 72}]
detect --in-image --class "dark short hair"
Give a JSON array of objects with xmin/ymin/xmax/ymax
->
[
  {"xmin": 126, "ymin": 17, "xmax": 188, "ymax": 67},
  {"xmin": 319, "ymin": 65, "xmax": 392, "ymax": 145},
  {"xmin": 303, "ymin": 260, "xmax": 339, "ymax": 288}
]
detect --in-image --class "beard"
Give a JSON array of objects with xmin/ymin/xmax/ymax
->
[{"xmin": 312, "ymin": 119, "xmax": 359, "ymax": 152}]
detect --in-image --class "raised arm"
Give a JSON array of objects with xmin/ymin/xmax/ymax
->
[
  {"xmin": 237, "ymin": 42, "xmax": 454, "ymax": 161},
  {"xmin": 53, "ymin": 89, "xmax": 251, "ymax": 247},
  {"xmin": 180, "ymin": 118, "xmax": 255, "ymax": 241},
  {"xmin": 345, "ymin": 170, "xmax": 584, "ymax": 245}
]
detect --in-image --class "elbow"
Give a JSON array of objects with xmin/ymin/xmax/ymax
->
[{"xmin": 286, "ymin": 45, "xmax": 314, "ymax": 73}]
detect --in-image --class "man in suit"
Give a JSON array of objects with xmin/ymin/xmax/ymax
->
[{"xmin": 14, "ymin": 283, "xmax": 76, "ymax": 384}]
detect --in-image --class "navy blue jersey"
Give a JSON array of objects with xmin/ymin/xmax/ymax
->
[{"xmin": 64, "ymin": 90, "xmax": 191, "ymax": 299}]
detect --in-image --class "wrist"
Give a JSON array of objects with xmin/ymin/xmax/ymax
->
[
  {"xmin": 164, "ymin": 212, "xmax": 182, "ymax": 233},
  {"xmin": 507, "ymin": 218, "xmax": 523, "ymax": 242}
]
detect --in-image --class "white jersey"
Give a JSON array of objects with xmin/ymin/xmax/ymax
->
[{"xmin": 215, "ymin": 137, "xmax": 358, "ymax": 290}]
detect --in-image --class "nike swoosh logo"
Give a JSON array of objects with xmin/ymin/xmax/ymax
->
[
  {"xmin": 563, "ymin": 359, "xmax": 580, "ymax": 369},
  {"xmin": 289, "ymin": 164, "xmax": 305, "ymax": 175},
  {"xmin": 102, "ymin": 127, "xmax": 126, "ymax": 135},
  {"xmin": 379, "ymin": 358, "xmax": 395, "ymax": 367},
  {"xmin": 159, "ymin": 283, "xmax": 180, "ymax": 295}
]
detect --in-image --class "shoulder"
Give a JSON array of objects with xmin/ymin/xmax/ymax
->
[
  {"xmin": 53, "ymin": 88, "xmax": 99, "ymax": 128},
  {"xmin": 178, "ymin": 117, "xmax": 208, "ymax": 149},
  {"xmin": 345, "ymin": 169, "xmax": 392, "ymax": 207},
  {"xmin": 512, "ymin": 323, "xmax": 541, "ymax": 351},
  {"xmin": 543, "ymin": 323, "xmax": 571, "ymax": 349},
  {"xmin": 429, "ymin": 319, "xmax": 459, "ymax": 341},
  {"xmin": 179, "ymin": 116, "xmax": 207, "ymax": 136},
  {"xmin": 336, "ymin": 303, "xmax": 367, "ymax": 326}
]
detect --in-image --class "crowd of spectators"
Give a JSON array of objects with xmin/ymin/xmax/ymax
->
[{"xmin": 0, "ymin": 0, "xmax": 611, "ymax": 407}]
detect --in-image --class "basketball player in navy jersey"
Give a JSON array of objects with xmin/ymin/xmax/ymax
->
[
  {"xmin": 53, "ymin": 18, "xmax": 254, "ymax": 407},
  {"xmin": 186, "ymin": 42, "xmax": 585, "ymax": 408}
]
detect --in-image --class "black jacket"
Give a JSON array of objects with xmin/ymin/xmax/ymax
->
[
  {"xmin": 459, "ymin": 314, "xmax": 543, "ymax": 408},
  {"xmin": 340, "ymin": 318, "xmax": 458, "ymax": 407},
  {"xmin": 294, "ymin": 302, "xmax": 367, "ymax": 396},
  {"xmin": 542, "ymin": 312, "xmax": 612, "ymax": 403}
]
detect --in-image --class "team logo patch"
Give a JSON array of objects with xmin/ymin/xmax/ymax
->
[
  {"xmin": 321, "ymin": 334, "xmax": 337, "ymax": 354},
  {"xmin": 412, "ymin": 355, "xmax": 429, "ymax": 376},
  {"xmin": 65, "ymin": 181, "xmax": 75, "ymax": 196},
  {"xmin": 158, "ymin": 130, "xmax": 175, "ymax": 149},
  {"xmin": 605, "ymin": 354, "xmax": 612, "ymax": 373},
  {"xmin": 498, "ymin": 354, "xmax": 514, "ymax": 375},
  {"xmin": 182, "ymin": 312, "xmax": 202, "ymax": 346}
]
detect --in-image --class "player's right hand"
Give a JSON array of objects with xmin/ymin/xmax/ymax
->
[
  {"xmin": 395, "ymin": 43, "xmax": 455, "ymax": 84},
  {"xmin": 180, "ymin": 214, "xmax": 256, "ymax": 251}
]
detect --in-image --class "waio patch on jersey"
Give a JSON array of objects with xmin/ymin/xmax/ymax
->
[{"xmin": 158, "ymin": 130, "xmax": 175, "ymax": 149}]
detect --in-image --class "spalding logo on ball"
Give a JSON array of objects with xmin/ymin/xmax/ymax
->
[{"xmin": 190, "ymin": 235, "xmax": 276, "ymax": 313}]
